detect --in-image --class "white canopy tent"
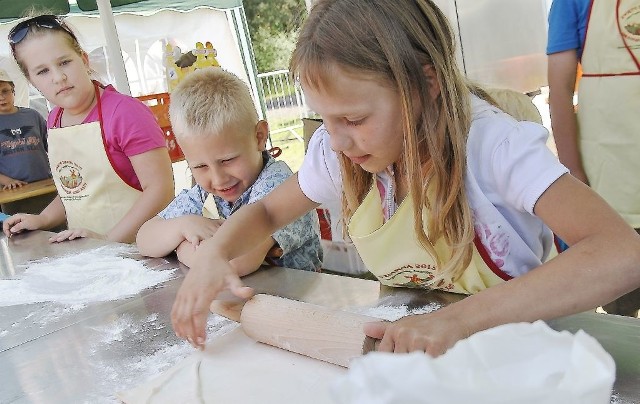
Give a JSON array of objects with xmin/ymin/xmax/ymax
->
[
  {"xmin": 301, "ymin": 0, "xmax": 550, "ymax": 94},
  {"xmin": 0, "ymin": 0, "xmax": 264, "ymax": 119}
]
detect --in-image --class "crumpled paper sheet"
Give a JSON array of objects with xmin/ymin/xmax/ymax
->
[{"xmin": 333, "ymin": 320, "xmax": 615, "ymax": 404}]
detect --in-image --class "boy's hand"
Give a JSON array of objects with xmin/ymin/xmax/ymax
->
[
  {"xmin": 171, "ymin": 257, "xmax": 254, "ymax": 349},
  {"xmin": 175, "ymin": 240, "xmax": 198, "ymax": 267},
  {"xmin": 3, "ymin": 213, "xmax": 44, "ymax": 237},
  {"xmin": 179, "ymin": 216, "xmax": 224, "ymax": 247}
]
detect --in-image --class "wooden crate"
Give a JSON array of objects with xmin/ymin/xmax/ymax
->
[{"xmin": 136, "ymin": 93, "xmax": 184, "ymax": 162}]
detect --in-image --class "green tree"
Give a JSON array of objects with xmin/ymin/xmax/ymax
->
[{"xmin": 243, "ymin": 0, "xmax": 307, "ymax": 72}]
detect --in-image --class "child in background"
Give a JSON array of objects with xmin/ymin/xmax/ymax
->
[
  {"xmin": 0, "ymin": 68, "xmax": 54, "ymax": 216},
  {"xmin": 172, "ymin": 0, "xmax": 640, "ymax": 354},
  {"xmin": 3, "ymin": 14, "xmax": 174, "ymax": 243},
  {"xmin": 547, "ymin": 0, "xmax": 640, "ymax": 317},
  {"xmin": 136, "ymin": 67, "xmax": 322, "ymax": 274},
  {"xmin": 0, "ymin": 69, "xmax": 50, "ymax": 191}
]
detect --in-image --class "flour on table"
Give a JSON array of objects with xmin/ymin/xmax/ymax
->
[
  {"xmin": 0, "ymin": 245, "xmax": 175, "ymax": 306},
  {"xmin": 25, "ymin": 303, "xmax": 87, "ymax": 325},
  {"xmin": 118, "ymin": 323, "xmax": 345, "ymax": 404},
  {"xmin": 0, "ymin": 302, "xmax": 88, "ymax": 338},
  {"xmin": 85, "ymin": 313, "xmax": 237, "ymax": 404},
  {"xmin": 347, "ymin": 301, "xmax": 441, "ymax": 321},
  {"xmin": 610, "ymin": 392, "xmax": 636, "ymax": 404},
  {"xmin": 116, "ymin": 301, "xmax": 443, "ymax": 404}
]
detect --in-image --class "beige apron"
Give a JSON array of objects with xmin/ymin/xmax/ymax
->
[
  {"xmin": 578, "ymin": 0, "xmax": 640, "ymax": 227},
  {"xmin": 48, "ymin": 83, "xmax": 141, "ymax": 234},
  {"xmin": 348, "ymin": 185, "xmax": 513, "ymax": 295}
]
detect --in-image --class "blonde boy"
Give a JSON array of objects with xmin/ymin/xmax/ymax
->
[{"xmin": 136, "ymin": 68, "xmax": 322, "ymax": 273}]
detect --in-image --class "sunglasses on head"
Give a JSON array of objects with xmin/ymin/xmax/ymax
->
[{"xmin": 8, "ymin": 15, "xmax": 77, "ymax": 49}]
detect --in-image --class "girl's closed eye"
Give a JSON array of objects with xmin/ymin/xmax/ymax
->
[
  {"xmin": 191, "ymin": 164, "xmax": 207, "ymax": 170},
  {"xmin": 345, "ymin": 117, "xmax": 365, "ymax": 126},
  {"xmin": 36, "ymin": 68, "xmax": 49, "ymax": 76},
  {"xmin": 220, "ymin": 157, "xmax": 236, "ymax": 164}
]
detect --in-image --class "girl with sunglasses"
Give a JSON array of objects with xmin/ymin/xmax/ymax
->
[{"xmin": 3, "ymin": 15, "xmax": 174, "ymax": 243}]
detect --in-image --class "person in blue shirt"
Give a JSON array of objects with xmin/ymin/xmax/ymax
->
[
  {"xmin": 547, "ymin": 0, "xmax": 640, "ymax": 317},
  {"xmin": 0, "ymin": 69, "xmax": 50, "ymax": 190},
  {"xmin": 0, "ymin": 68, "xmax": 53, "ymax": 216}
]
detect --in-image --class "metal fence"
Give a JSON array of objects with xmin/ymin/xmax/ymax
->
[{"xmin": 257, "ymin": 69, "xmax": 311, "ymax": 143}]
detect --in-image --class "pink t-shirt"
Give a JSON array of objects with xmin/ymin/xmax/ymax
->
[{"xmin": 48, "ymin": 85, "xmax": 166, "ymax": 189}]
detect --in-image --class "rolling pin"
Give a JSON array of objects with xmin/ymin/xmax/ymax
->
[{"xmin": 211, "ymin": 294, "xmax": 380, "ymax": 368}]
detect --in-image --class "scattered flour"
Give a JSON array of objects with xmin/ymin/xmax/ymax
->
[
  {"xmin": 2, "ymin": 296, "xmax": 442, "ymax": 400},
  {"xmin": 347, "ymin": 301, "xmax": 442, "ymax": 321},
  {"xmin": 610, "ymin": 392, "xmax": 637, "ymax": 404},
  {"xmin": 0, "ymin": 303, "xmax": 88, "ymax": 338},
  {"xmin": 84, "ymin": 313, "xmax": 237, "ymax": 403},
  {"xmin": 0, "ymin": 245, "xmax": 175, "ymax": 306}
]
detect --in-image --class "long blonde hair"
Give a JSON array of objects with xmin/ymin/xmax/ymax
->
[{"xmin": 291, "ymin": 0, "xmax": 479, "ymax": 283}]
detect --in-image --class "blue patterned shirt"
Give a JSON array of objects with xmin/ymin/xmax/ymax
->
[{"xmin": 159, "ymin": 152, "xmax": 322, "ymax": 271}]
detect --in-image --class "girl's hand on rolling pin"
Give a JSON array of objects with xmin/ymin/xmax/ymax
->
[
  {"xmin": 171, "ymin": 257, "xmax": 254, "ymax": 350},
  {"xmin": 363, "ymin": 309, "xmax": 471, "ymax": 357}
]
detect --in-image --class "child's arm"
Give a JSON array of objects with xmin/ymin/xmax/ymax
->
[
  {"xmin": 176, "ymin": 236, "xmax": 276, "ymax": 275},
  {"xmin": 548, "ymin": 50, "xmax": 588, "ymax": 184},
  {"xmin": 175, "ymin": 240, "xmax": 194, "ymax": 264},
  {"xmin": 139, "ymin": 215, "xmax": 226, "ymax": 257},
  {"xmin": 364, "ymin": 174, "xmax": 640, "ymax": 356},
  {"xmin": 230, "ymin": 236, "xmax": 278, "ymax": 275},
  {"xmin": 138, "ymin": 216, "xmax": 185, "ymax": 257},
  {"xmin": 3, "ymin": 195, "xmax": 66, "ymax": 237},
  {"xmin": 171, "ymin": 175, "xmax": 319, "ymax": 348},
  {"xmin": 106, "ymin": 148, "xmax": 175, "ymax": 243}
]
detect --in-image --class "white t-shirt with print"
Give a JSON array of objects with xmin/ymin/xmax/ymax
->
[{"xmin": 298, "ymin": 95, "xmax": 568, "ymax": 278}]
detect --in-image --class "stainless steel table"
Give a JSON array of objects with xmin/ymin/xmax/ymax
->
[{"xmin": 0, "ymin": 231, "xmax": 638, "ymax": 403}]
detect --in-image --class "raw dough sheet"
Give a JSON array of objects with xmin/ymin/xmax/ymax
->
[{"xmin": 118, "ymin": 325, "xmax": 345, "ymax": 403}]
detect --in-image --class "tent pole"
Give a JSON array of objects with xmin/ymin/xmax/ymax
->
[{"xmin": 95, "ymin": 0, "xmax": 131, "ymax": 95}]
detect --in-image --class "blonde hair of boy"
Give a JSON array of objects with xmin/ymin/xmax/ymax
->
[
  {"xmin": 291, "ymin": 0, "xmax": 488, "ymax": 284},
  {"xmin": 169, "ymin": 67, "xmax": 258, "ymax": 139}
]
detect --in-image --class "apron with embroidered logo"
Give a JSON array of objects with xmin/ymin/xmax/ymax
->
[
  {"xmin": 348, "ymin": 184, "xmax": 517, "ymax": 295},
  {"xmin": 48, "ymin": 83, "xmax": 141, "ymax": 234},
  {"xmin": 578, "ymin": 0, "xmax": 640, "ymax": 227}
]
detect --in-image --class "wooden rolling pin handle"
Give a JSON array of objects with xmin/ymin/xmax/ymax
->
[{"xmin": 240, "ymin": 294, "xmax": 380, "ymax": 368}]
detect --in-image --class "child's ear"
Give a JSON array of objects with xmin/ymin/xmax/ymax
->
[
  {"xmin": 422, "ymin": 64, "xmax": 441, "ymax": 100},
  {"xmin": 81, "ymin": 51, "xmax": 90, "ymax": 69},
  {"xmin": 254, "ymin": 120, "xmax": 269, "ymax": 150}
]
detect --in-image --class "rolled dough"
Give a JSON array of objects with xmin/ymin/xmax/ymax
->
[{"xmin": 118, "ymin": 325, "xmax": 345, "ymax": 403}]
